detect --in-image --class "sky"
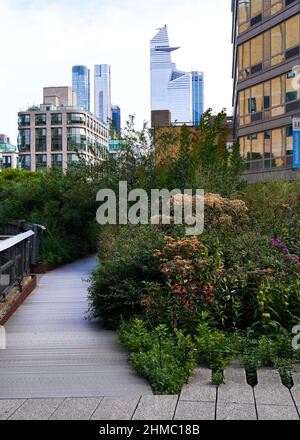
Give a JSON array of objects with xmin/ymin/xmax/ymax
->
[{"xmin": 0, "ymin": 0, "xmax": 233, "ymax": 144}]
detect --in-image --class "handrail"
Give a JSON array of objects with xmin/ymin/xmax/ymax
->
[{"xmin": 0, "ymin": 231, "xmax": 35, "ymax": 253}]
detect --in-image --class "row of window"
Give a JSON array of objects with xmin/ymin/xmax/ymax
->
[
  {"xmin": 18, "ymin": 128, "xmax": 107, "ymax": 153},
  {"xmin": 238, "ymin": 0, "xmax": 297, "ymax": 35},
  {"xmin": 18, "ymin": 113, "xmax": 109, "ymax": 137},
  {"xmin": 238, "ymin": 14, "xmax": 300, "ymax": 80},
  {"xmin": 239, "ymin": 125, "xmax": 293, "ymax": 169},
  {"xmin": 238, "ymin": 70, "xmax": 300, "ymax": 126},
  {"xmin": 18, "ymin": 154, "xmax": 80, "ymax": 171}
]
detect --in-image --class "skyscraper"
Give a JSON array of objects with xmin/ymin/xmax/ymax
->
[
  {"xmin": 150, "ymin": 25, "xmax": 204, "ymax": 126},
  {"xmin": 72, "ymin": 66, "xmax": 90, "ymax": 112},
  {"xmin": 94, "ymin": 64, "xmax": 112, "ymax": 124},
  {"xmin": 192, "ymin": 71, "xmax": 204, "ymax": 126},
  {"xmin": 111, "ymin": 105, "xmax": 121, "ymax": 135}
]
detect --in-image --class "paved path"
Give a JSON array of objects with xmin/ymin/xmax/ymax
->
[
  {"xmin": 1, "ymin": 366, "xmax": 300, "ymax": 420},
  {"xmin": 0, "ymin": 256, "xmax": 152, "ymax": 399}
]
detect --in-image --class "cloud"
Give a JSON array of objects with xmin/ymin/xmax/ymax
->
[{"xmin": 0, "ymin": 0, "xmax": 233, "ymax": 143}]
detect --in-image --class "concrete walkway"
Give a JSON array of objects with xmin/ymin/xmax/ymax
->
[
  {"xmin": 0, "ymin": 256, "xmax": 152, "ymax": 399},
  {"xmin": 0, "ymin": 366, "xmax": 299, "ymax": 420}
]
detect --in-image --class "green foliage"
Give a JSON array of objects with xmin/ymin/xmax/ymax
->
[
  {"xmin": 88, "ymin": 225, "xmax": 164, "ymax": 326},
  {"xmin": 118, "ymin": 319, "xmax": 197, "ymax": 394},
  {"xmin": 0, "ymin": 168, "xmax": 98, "ymax": 265}
]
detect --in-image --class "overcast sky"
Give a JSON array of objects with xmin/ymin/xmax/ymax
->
[{"xmin": 0, "ymin": 0, "xmax": 233, "ymax": 143}]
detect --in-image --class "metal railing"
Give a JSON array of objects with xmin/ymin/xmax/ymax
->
[{"xmin": 0, "ymin": 230, "xmax": 34, "ymax": 302}]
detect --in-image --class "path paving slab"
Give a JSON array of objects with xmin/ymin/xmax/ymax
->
[
  {"xmin": 180, "ymin": 368, "xmax": 216, "ymax": 402},
  {"xmin": 218, "ymin": 366, "xmax": 254, "ymax": 405},
  {"xmin": 133, "ymin": 395, "xmax": 177, "ymax": 420},
  {"xmin": 0, "ymin": 400, "xmax": 25, "ymax": 420},
  {"xmin": 9, "ymin": 398, "xmax": 63, "ymax": 420},
  {"xmin": 91, "ymin": 396, "xmax": 140, "ymax": 420},
  {"xmin": 50, "ymin": 397, "xmax": 102, "ymax": 420},
  {"xmin": 254, "ymin": 368, "xmax": 295, "ymax": 406},
  {"xmin": 174, "ymin": 401, "xmax": 215, "ymax": 420},
  {"xmin": 216, "ymin": 403, "xmax": 257, "ymax": 420},
  {"xmin": 256, "ymin": 404, "xmax": 299, "ymax": 420}
]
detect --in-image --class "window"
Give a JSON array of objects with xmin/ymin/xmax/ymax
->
[
  {"xmin": 67, "ymin": 128, "xmax": 86, "ymax": 151},
  {"xmin": 51, "ymin": 113, "xmax": 62, "ymax": 125},
  {"xmin": 36, "ymin": 154, "xmax": 47, "ymax": 170},
  {"xmin": 18, "ymin": 129, "xmax": 31, "ymax": 152},
  {"xmin": 271, "ymin": 24, "xmax": 284, "ymax": 65},
  {"xmin": 52, "ymin": 154, "xmax": 63, "ymax": 168},
  {"xmin": 286, "ymin": 15, "xmax": 300, "ymax": 50},
  {"xmin": 271, "ymin": 76, "xmax": 285, "ymax": 116},
  {"xmin": 35, "ymin": 114, "xmax": 46, "ymax": 125},
  {"xmin": 51, "ymin": 128, "xmax": 62, "ymax": 151},
  {"xmin": 251, "ymin": 34, "xmax": 263, "ymax": 66},
  {"xmin": 271, "ymin": 0, "xmax": 283, "ymax": 15},
  {"xmin": 18, "ymin": 155, "xmax": 31, "ymax": 170},
  {"xmin": 3, "ymin": 156, "xmax": 12, "ymax": 168},
  {"xmin": 272, "ymin": 128, "xmax": 284, "ymax": 167},
  {"xmin": 18, "ymin": 114, "xmax": 30, "ymax": 127},
  {"xmin": 35, "ymin": 128, "xmax": 47, "ymax": 152},
  {"xmin": 67, "ymin": 113, "xmax": 86, "ymax": 124}
]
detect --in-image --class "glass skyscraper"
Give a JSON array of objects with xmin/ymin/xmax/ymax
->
[
  {"xmin": 72, "ymin": 65, "xmax": 90, "ymax": 112},
  {"xmin": 192, "ymin": 72, "xmax": 204, "ymax": 126},
  {"xmin": 94, "ymin": 64, "xmax": 111, "ymax": 124},
  {"xmin": 150, "ymin": 25, "xmax": 204, "ymax": 125},
  {"xmin": 111, "ymin": 105, "xmax": 121, "ymax": 135}
]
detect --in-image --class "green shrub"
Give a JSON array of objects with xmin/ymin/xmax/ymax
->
[
  {"xmin": 88, "ymin": 225, "xmax": 164, "ymax": 326},
  {"xmin": 118, "ymin": 319, "xmax": 197, "ymax": 394}
]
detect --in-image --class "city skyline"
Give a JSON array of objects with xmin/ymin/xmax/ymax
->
[{"xmin": 0, "ymin": 0, "xmax": 233, "ymax": 143}]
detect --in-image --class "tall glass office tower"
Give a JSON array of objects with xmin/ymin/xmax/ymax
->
[
  {"xmin": 192, "ymin": 72, "xmax": 204, "ymax": 126},
  {"xmin": 151, "ymin": 25, "xmax": 204, "ymax": 125},
  {"xmin": 94, "ymin": 64, "xmax": 112, "ymax": 124},
  {"xmin": 111, "ymin": 105, "xmax": 121, "ymax": 135},
  {"xmin": 72, "ymin": 66, "xmax": 90, "ymax": 112}
]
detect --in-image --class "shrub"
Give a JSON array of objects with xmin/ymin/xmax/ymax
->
[
  {"xmin": 118, "ymin": 319, "xmax": 197, "ymax": 394},
  {"xmin": 88, "ymin": 225, "xmax": 164, "ymax": 326}
]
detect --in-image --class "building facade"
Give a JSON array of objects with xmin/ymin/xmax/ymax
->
[
  {"xmin": 17, "ymin": 88, "xmax": 109, "ymax": 172},
  {"xmin": 232, "ymin": 0, "xmax": 300, "ymax": 181},
  {"xmin": 111, "ymin": 105, "xmax": 121, "ymax": 135},
  {"xmin": 94, "ymin": 64, "xmax": 112, "ymax": 124},
  {"xmin": 0, "ymin": 134, "xmax": 18, "ymax": 169},
  {"xmin": 150, "ymin": 25, "xmax": 204, "ymax": 126},
  {"xmin": 72, "ymin": 66, "xmax": 90, "ymax": 112}
]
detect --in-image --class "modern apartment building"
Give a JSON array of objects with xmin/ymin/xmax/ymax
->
[
  {"xmin": 232, "ymin": 0, "xmax": 300, "ymax": 181},
  {"xmin": 111, "ymin": 105, "xmax": 121, "ymax": 135},
  {"xmin": 150, "ymin": 25, "xmax": 204, "ymax": 127},
  {"xmin": 0, "ymin": 134, "xmax": 18, "ymax": 169},
  {"xmin": 18, "ymin": 87, "xmax": 109, "ymax": 172},
  {"xmin": 72, "ymin": 66, "xmax": 90, "ymax": 112},
  {"xmin": 94, "ymin": 65, "xmax": 112, "ymax": 124}
]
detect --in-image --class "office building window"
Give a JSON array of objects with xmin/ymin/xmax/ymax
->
[
  {"xmin": 67, "ymin": 113, "xmax": 86, "ymax": 124},
  {"xmin": 36, "ymin": 154, "xmax": 47, "ymax": 171},
  {"xmin": 51, "ymin": 128, "xmax": 62, "ymax": 151},
  {"xmin": 52, "ymin": 154, "xmax": 63, "ymax": 168},
  {"xmin": 19, "ymin": 155, "xmax": 31, "ymax": 170},
  {"xmin": 35, "ymin": 114, "xmax": 46, "ymax": 125},
  {"xmin": 35, "ymin": 128, "xmax": 47, "ymax": 152},
  {"xmin": 18, "ymin": 129, "xmax": 30, "ymax": 152},
  {"xmin": 18, "ymin": 114, "xmax": 30, "ymax": 127},
  {"xmin": 51, "ymin": 113, "xmax": 62, "ymax": 125},
  {"xmin": 67, "ymin": 128, "xmax": 86, "ymax": 151},
  {"xmin": 238, "ymin": 0, "xmax": 290, "ymax": 34}
]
